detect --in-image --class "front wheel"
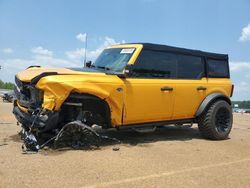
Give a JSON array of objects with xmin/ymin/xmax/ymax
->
[{"xmin": 198, "ymin": 100, "xmax": 233, "ymax": 140}]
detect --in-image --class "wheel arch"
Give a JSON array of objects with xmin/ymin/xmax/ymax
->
[
  {"xmin": 62, "ymin": 92, "xmax": 112, "ymax": 128},
  {"xmin": 195, "ymin": 93, "xmax": 231, "ymax": 118}
]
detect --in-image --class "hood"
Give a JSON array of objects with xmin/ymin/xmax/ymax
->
[{"xmin": 16, "ymin": 67, "xmax": 105, "ymax": 83}]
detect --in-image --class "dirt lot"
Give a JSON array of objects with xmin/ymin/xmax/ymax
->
[{"xmin": 0, "ymin": 100, "xmax": 250, "ymax": 188}]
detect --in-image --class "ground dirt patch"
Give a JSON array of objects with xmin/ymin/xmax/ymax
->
[{"xmin": 1, "ymin": 101, "xmax": 250, "ymax": 188}]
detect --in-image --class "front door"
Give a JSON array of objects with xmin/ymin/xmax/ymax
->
[
  {"xmin": 123, "ymin": 78, "xmax": 175, "ymax": 125},
  {"xmin": 122, "ymin": 49, "xmax": 178, "ymax": 125}
]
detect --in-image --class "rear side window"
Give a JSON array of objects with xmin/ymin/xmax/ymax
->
[
  {"xmin": 132, "ymin": 50, "xmax": 177, "ymax": 78},
  {"xmin": 177, "ymin": 54, "xmax": 204, "ymax": 79},
  {"xmin": 132, "ymin": 50, "xmax": 204, "ymax": 79},
  {"xmin": 207, "ymin": 59, "xmax": 229, "ymax": 78}
]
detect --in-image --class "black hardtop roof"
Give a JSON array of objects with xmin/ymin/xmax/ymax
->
[{"xmin": 127, "ymin": 43, "xmax": 228, "ymax": 61}]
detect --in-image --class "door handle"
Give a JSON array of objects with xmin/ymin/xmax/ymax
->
[
  {"xmin": 161, "ymin": 86, "xmax": 173, "ymax": 91},
  {"xmin": 197, "ymin": 86, "xmax": 207, "ymax": 91}
]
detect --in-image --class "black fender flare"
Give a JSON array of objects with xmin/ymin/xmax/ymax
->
[{"xmin": 195, "ymin": 93, "xmax": 231, "ymax": 118}]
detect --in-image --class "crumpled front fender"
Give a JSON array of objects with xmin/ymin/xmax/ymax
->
[{"xmin": 35, "ymin": 75, "xmax": 124, "ymax": 125}]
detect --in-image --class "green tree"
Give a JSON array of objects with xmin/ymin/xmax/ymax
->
[
  {"xmin": 232, "ymin": 101, "xmax": 250, "ymax": 109},
  {"xmin": 0, "ymin": 79, "xmax": 15, "ymax": 89}
]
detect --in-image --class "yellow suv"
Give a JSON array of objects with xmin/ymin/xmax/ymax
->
[{"xmin": 13, "ymin": 43, "xmax": 233, "ymax": 142}]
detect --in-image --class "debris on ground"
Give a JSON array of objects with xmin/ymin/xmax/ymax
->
[
  {"xmin": 21, "ymin": 121, "xmax": 121, "ymax": 153},
  {"xmin": 22, "ymin": 130, "xmax": 40, "ymax": 152},
  {"xmin": 112, "ymin": 146, "xmax": 120, "ymax": 151},
  {"xmin": 0, "ymin": 143, "xmax": 8, "ymax": 147},
  {"xmin": 54, "ymin": 121, "xmax": 101, "ymax": 149}
]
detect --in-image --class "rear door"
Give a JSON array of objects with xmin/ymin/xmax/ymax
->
[{"xmin": 172, "ymin": 54, "xmax": 207, "ymax": 119}]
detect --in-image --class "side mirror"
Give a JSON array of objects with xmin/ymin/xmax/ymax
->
[
  {"xmin": 114, "ymin": 64, "xmax": 134, "ymax": 79},
  {"xmin": 85, "ymin": 61, "xmax": 92, "ymax": 68},
  {"xmin": 124, "ymin": 64, "xmax": 133, "ymax": 77}
]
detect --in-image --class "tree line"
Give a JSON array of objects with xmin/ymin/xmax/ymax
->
[
  {"xmin": 0, "ymin": 79, "xmax": 15, "ymax": 89},
  {"xmin": 232, "ymin": 101, "xmax": 250, "ymax": 109}
]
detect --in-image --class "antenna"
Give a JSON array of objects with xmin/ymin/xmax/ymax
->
[{"xmin": 84, "ymin": 33, "xmax": 88, "ymax": 67}]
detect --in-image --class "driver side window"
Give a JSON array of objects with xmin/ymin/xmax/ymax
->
[{"xmin": 132, "ymin": 50, "xmax": 177, "ymax": 78}]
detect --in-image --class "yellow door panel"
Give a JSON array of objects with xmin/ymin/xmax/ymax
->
[
  {"xmin": 123, "ymin": 78, "xmax": 175, "ymax": 125},
  {"xmin": 172, "ymin": 78, "xmax": 207, "ymax": 119}
]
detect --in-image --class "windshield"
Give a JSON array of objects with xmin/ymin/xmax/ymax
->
[{"xmin": 92, "ymin": 48, "xmax": 135, "ymax": 72}]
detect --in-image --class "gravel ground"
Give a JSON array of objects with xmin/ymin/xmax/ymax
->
[{"xmin": 0, "ymin": 100, "xmax": 250, "ymax": 188}]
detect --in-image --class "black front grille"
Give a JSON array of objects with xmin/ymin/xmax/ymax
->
[
  {"xmin": 14, "ymin": 86, "xmax": 30, "ymax": 108},
  {"xmin": 15, "ymin": 76, "xmax": 31, "ymax": 97},
  {"xmin": 14, "ymin": 76, "xmax": 32, "ymax": 108},
  {"xmin": 14, "ymin": 76, "xmax": 42, "ymax": 109},
  {"xmin": 14, "ymin": 86, "xmax": 21, "ymax": 100}
]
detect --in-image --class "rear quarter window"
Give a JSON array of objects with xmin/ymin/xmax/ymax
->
[{"xmin": 207, "ymin": 59, "xmax": 229, "ymax": 78}]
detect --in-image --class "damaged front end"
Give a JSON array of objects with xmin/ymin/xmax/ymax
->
[
  {"xmin": 13, "ymin": 76, "xmax": 60, "ymax": 151},
  {"xmin": 12, "ymin": 75, "xmax": 115, "ymax": 152},
  {"xmin": 13, "ymin": 76, "xmax": 59, "ymax": 132}
]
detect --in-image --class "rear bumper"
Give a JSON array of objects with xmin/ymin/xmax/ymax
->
[{"xmin": 13, "ymin": 100, "xmax": 59, "ymax": 131}]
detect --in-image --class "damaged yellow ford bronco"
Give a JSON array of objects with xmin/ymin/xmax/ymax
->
[{"xmin": 13, "ymin": 43, "xmax": 234, "ymax": 149}]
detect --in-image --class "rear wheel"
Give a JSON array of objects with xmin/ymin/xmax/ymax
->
[{"xmin": 198, "ymin": 100, "xmax": 233, "ymax": 140}]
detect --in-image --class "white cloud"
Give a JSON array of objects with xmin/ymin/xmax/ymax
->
[
  {"xmin": 239, "ymin": 22, "xmax": 250, "ymax": 42},
  {"xmin": 230, "ymin": 61, "xmax": 250, "ymax": 71},
  {"xmin": 66, "ymin": 48, "xmax": 85, "ymax": 60},
  {"xmin": 0, "ymin": 56, "xmax": 77, "ymax": 82},
  {"xmin": 2, "ymin": 48, "xmax": 13, "ymax": 54},
  {"xmin": 229, "ymin": 61, "xmax": 250, "ymax": 100},
  {"xmin": 245, "ymin": 73, "xmax": 250, "ymax": 79},
  {"xmin": 235, "ymin": 81, "xmax": 250, "ymax": 93},
  {"xmin": 76, "ymin": 33, "xmax": 87, "ymax": 43},
  {"xmin": 66, "ymin": 36, "xmax": 125, "ymax": 62},
  {"xmin": 103, "ymin": 36, "xmax": 116, "ymax": 46},
  {"xmin": 31, "ymin": 46, "xmax": 53, "ymax": 56},
  {"xmin": 0, "ymin": 36, "xmax": 126, "ymax": 82}
]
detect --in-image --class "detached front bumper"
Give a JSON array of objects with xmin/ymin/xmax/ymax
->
[{"xmin": 13, "ymin": 100, "xmax": 59, "ymax": 131}]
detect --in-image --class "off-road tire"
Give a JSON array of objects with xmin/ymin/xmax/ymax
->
[{"xmin": 198, "ymin": 100, "xmax": 233, "ymax": 140}]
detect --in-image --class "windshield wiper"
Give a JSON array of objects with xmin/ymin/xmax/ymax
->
[{"xmin": 96, "ymin": 66, "xmax": 110, "ymax": 71}]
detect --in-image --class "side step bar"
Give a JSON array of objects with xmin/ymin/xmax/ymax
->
[{"xmin": 118, "ymin": 118, "xmax": 194, "ymax": 130}]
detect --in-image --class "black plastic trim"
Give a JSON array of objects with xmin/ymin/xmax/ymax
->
[
  {"xmin": 230, "ymin": 84, "xmax": 234, "ymax": 97},
  {"xmin": 26, "ymin": 65, "xmax": 41, "ymax": 69},
  {"xmin": 195, "ymin": 93, "xmax": 231, "ymax": 117},
  {"xmin": 119, "ymin": 118, "xmax": 194, "ymax": 130},
  {"xmin": 30, "ymin": 72, "xmax": 58, "ymax": 85},
  {"xmin": 13, "ymin": 101, "xmax": 59, "ymax": 131}
]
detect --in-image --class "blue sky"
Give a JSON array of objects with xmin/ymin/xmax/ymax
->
[{"xmin": 0, "ymin": 0, "xmax": 250, "ymax": 100}]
